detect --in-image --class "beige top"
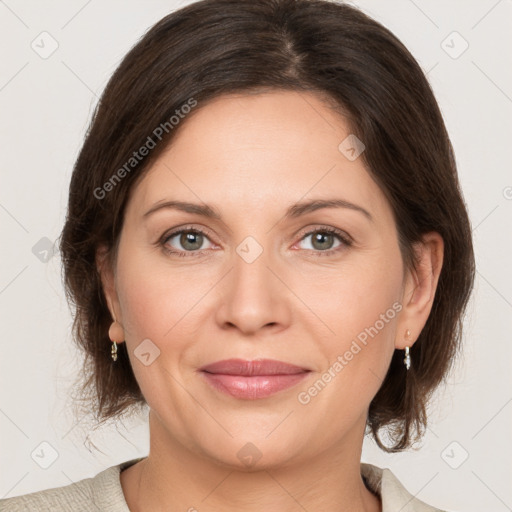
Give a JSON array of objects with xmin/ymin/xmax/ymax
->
[{"xmin": 0, "ymin": 458, "xmax": 447, "ymax": 511}]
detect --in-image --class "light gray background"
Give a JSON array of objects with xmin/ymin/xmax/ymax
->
[{"xmin": 1, "ymin": 1, "xmax": 511, "ymax": 510}]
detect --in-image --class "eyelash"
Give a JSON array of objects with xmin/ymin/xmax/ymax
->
[{"xmin": 159, "ymin": 225, "xmax": 353, "ymax": 258}]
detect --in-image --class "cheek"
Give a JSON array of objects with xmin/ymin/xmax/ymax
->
[
  {"xmin": 298, "ymin": 250, "xmax": 403, "ymax": 344},
  {"xmin": 292, "ymin": 255, "xmax": 403, "ymax": 426},
  {"xmin": 114, "ymin": 242, "xmax": 222, "ymax": 367},
  {"xmin": 295, "ymin": 246, "xmax": 404, "ymax": 401},
  {"xmin": 114, "ymin": 244, "xmax": 193, "ymax": 348},
  {"xmin": 113, "ymin": 246, "xmax": 213, "ymax": 413}
]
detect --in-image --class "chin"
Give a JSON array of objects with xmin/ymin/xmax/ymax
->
[{"xmin": 195, "ymin": 433, "xmax": 306, "ymax": 472}]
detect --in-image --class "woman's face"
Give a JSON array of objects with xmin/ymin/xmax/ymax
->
[{"xmin": 105, "ymin": 90, "xmax": 420, "ymax": 468}]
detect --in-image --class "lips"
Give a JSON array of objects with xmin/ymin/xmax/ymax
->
[
  {"xmin": 200, "ymin": 358, "xmax": 309, "ymax": 376},
  {"xmin": 199, "ymin": 359, "xmax": 311, "ymax": 400}
]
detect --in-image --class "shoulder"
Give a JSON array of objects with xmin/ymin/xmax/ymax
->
[
  {"xmin": 0, "ymin": 458, "xmax": 142, "ymax": 512},
  {"xmin": 361, "ymin": 462, "xmax": 450, "ymax": 512}
]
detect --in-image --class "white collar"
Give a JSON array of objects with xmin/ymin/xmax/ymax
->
[{"xmin": 361, "ymin": 462, "xmax": 445, "ymax": 511}]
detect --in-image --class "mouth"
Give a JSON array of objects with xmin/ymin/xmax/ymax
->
[{"xmin": 199, "ymin": 358, "xmax": 311, "ymax": 400}]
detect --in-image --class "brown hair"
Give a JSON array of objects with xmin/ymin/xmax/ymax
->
[{"xmin": 59, "ymin": 0, "xmax": 474, "ymax": 452}]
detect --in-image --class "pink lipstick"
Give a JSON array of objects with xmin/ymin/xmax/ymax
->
[{"xmin": 199, "ymin": 358, "xmax": 310, "ymax": 400}]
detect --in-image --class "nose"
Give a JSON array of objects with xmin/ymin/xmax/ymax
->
[{"xmin": 215, "ymin": 242, "xmax": 292, "ymax": 336}]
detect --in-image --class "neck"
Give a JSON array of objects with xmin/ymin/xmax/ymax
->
[{"xmin": 121, "ymin": 412, "xmax": 381, "ymax": 512}]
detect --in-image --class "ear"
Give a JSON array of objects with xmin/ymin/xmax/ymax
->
[
  {"xmin": 96, "ymin": 244, "xmax": 125, "ymax": 342},
  {"xmin": 395, "ymin": 231, "xmax": 444, "ymax": 349}
]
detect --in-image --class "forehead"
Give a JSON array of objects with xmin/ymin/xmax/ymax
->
[{"xmin": 127, "ymin": 90, "xmax": 391, "ymax": 223}]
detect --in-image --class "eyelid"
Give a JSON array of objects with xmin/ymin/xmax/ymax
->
[
  {"xmin": 290, "ymin": 225, "xmax": 353, "ymax": 257},
  {"xmin": 160, "ymin": 225, "xmax": 216, "ymax": 248},
  {"xmin": 294, "ymin": 224, "xmax": 353, "ymax": 245}
]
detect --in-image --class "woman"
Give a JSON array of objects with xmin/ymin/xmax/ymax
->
[{"xmin": 0, "ymin": 0, "xmax": 474, "ymax": 510}]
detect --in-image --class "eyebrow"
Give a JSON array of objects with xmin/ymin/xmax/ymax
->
[{"xmin": 143, "ymin": 198, "xmax": 373, "ymax": 222}]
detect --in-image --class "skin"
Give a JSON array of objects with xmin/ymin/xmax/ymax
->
[{"xmin": 98, "ymin": 90, "xmax": 443, "ymax": 511}]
